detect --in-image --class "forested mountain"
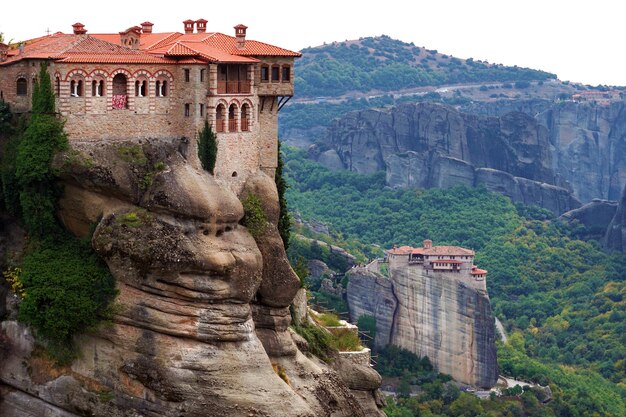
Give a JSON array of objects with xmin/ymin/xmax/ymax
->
[
  {"xmin": 283, "ymin": 145, "xmax": 626, "ymax": 416},
  {"xmin": 295, "ymin": 36, "xmax": 556, "ymax": 98}
]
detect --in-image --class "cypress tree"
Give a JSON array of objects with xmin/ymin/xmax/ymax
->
[
  {"xmin": 276, "ymin": 140, "xmax": 291, "ymax": 250},
  {"xmin": 14, "ymin": 62, "xmax": 67, "ymax": 238},
  {"xmin": 197, "ymin": 119, "xmax": 217, "ymax": 174}
]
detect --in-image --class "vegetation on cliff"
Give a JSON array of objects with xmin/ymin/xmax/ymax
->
[
  {"xmin": 276, "ymin": 140, "xmax": 291, "ymax": 250},
  {"xmin": 197, "ymin": 119, "xmax": 217, "ymax": 174},
  {"xmin": 0, "ymin": 63, "xmax": 116, "ymax": 362},
  {"xmin": 283, "ymin": 145, "xmax": 626, "ymax": 414},
  {"xmin": 295, "ymin": 36, "xmax": 556, "ymax": 98}
]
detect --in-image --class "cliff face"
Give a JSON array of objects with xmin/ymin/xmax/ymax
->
[
  {"xmin": 0, "ymin": 138, "xmax": 383, "ymax": 417},
  {"xmin": 605, "ymin": 183, "xmax": 626, "ymax": 251},
  {"xmin": 314, "ymin": 102, "xmax": 580, "ymax": 214},
  {"xmin": 464, "ymin": 99, "xmax": 626, "ymax": 203},
  {"xmin": 346, "ymin": 265, "xmax": 498, "ymax": 388}
]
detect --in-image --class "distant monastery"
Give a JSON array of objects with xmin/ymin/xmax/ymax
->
[
  {"xmin": 386, "ymin": 239, "xmax": 487, "ymax": 291},
  {"xmin": 0, "ymin": 20, "xmax": 300, "ymax": 188}
]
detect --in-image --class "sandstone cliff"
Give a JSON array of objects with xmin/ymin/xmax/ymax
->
[
  {"xmin": 313, "ymin": 102, "xmax": 580, "ymax": 214},
  {"xmin": 347, "ymin": 265, "xmax": 498, "ymax": 388},
  {"xmin": 0, "ymin": 138, "xmax": 384, "ymax": 417}
]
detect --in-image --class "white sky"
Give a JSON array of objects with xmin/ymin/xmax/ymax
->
[{"xmin": 1, "ymin": 0, "xmax": 624, "ymax": 86}]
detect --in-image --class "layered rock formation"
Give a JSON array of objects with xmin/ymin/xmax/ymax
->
[
  {"xmin": 313, "ymin": 102, "xmax": 580, "ymax": 214},
  {"xmin": 347, "ymin": 264, "xmax": 498, "ymax": 388},
  {"xmin": 0, "ymin": 138, "xmax": 384, "ymax": 417}
]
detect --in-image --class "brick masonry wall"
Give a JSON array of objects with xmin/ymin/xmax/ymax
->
[{"xmin": 1, "ymin": 57, "xmax": 293, "ymax": 187}]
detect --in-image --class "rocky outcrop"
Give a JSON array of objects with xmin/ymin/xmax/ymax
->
[
  {"xmin": 346, "ymin": 265, "xmax": 498, "ymax": 388},
  {"xmin": 0, "ymin": 138, "xmax": 383, "ymax": 416},
  {"xmin": 605, "ymin": 184, "xmax": 626, "ymax": 251},
  {"xmin": 560, "ymin": 199, "xmax": 619, "ymax": 241},
  {"xmin": 314, "ymin": 102, "xmax": 580, "ymax": 214}
]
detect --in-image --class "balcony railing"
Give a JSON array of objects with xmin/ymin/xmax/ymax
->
[
  {"xmin": 216, "ymin": 120, "xmax": 225, "ymax": 133},
  {"xmin": 217, "ymin": 80, "xmax": 251, "ymax": 95},
  {"xmin": 228, "ymin": 119, "xmax": 238, "ymax": 132}
]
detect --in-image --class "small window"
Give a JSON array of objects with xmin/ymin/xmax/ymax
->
[
  {"xmin": 271, "ymin": 66, "xmax": 280, "ymax": 82},
  {"xmin": 184, "ymin": 69, "xmax": 190, "ymax": 82},
  {"xmin": 92, "ymin": 80, "xmax": 104, "ymax": 97},
  {"xmin": 184, "ymin": 103, "xmax": 190, "ymax": 117},
  {"xmin": 70, "ymin": 79, "xmax": 83, "ymax": 97},
  {"xmin": 200, "ymin": 68, "xmax": 205, "ymax": 82},
  {"xmin": 135, "ymin": 80, "xmax": 146, "ymax": 97},
  {"xmin": 260, "ymin": 66, "xmax": 269, "ymax": 82},
  {"xmin": 16, "ymin": 78, "xmax": 27, "ymax": 96},
  {"xmin": 199, "ymin": 103, "xmax": 204, "ymax": 117},
  {"xmin": 281, "ymin": 66, "xmax": 290, "ymax": 82},
  {"xmin": 156, "ymin": 80, "xmax": 168, "ymax": 97},
  {"xmin": 56, "ymin": 77, "xmax": 60, "ymax": 96}
]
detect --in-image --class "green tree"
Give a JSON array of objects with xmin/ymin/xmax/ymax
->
[
  {"xmin": 275, "ymin": 140, "xmax": 291, "ymax": 250},
  {"xmin": 197, "ymin": 119, "xmax": 217, "ymax": 174},
  {"xmin": 14, "ymin": 62, "xmax": 67, "ymax": 238}
]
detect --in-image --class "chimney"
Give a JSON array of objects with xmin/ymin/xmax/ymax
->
[
  {"xmin": 183, "ymin": 19, "xmax": 195, "ymax": 34},
  {"xmin": 234, "ymin": 24, "xmax": 247, "ymax": 49},
  {"xmin": 72, "ymin": 22, "xmax": 87, "ymax": 35},
  {"xmin": 0, "ymin": 43, "xmax": 8, "ymax": 62},
  {"xmin": 141, "ymin": 21, "xmax": 154, "ymax": 34},
  {"xmin": 196, "ymin": 19, "xmax": 207, "ymax": 33},
  {"xmin": 423, "ymin": 239, "xmax": 432, "ymax": 249}
]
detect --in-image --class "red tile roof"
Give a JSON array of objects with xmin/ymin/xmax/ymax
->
[
  {"xmin": 433, "ymin": 259, "xmax": 463, "ymax": 264},
  {"xmin": 2, "ymin": 26, "xmax": 299, "ymax": 66},
  {"xmin": 471, "ymin": 267, "xmax": 488, "ymax": 275},
  {"xmin": 388, "ymin": 243, "xmax": 475, "ymax": 257}
]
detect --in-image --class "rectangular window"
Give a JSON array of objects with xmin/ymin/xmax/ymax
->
[
  {"xmin": 184, "ymin": 69, "xmax": 190, "ymax": 82},
  {"xmin": 200, "ymin": 69, "xmax": 205, "ymax": 82},
  {"xmin": 261, "ymin": 66, "xmax": 269, "ymax": 82},
  {"xmin": 271, "ymin": 66, "xmax": 280, "ymax": 82},
  {"xmin": 184, "ymin": 103, "xmax": 190, "ymax": 117},
  {"xmin": 282, "ymin": 66, "xmax": 290, "ymax": 82},
  {"xmin": 199, "ymin": 103, "xmax": 204, "ymax": 117}
]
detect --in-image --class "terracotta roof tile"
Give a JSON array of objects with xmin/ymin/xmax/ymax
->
[
  {"xmin": 389, "ymin": 244, "xmax": 475, "ymax": 256},
  {"xmin": 471, "ymin": 268, "xmax": 488, "ymax": 275}
]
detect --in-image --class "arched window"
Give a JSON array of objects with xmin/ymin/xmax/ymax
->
[
  {"xmin": 55, "ymin": 77, "xmax": 60, "ymax": 96},
  {"xmin": 135, "ymin": 80, "xmax": 146, "ymax": 97},
  {"xmin": 216, "ymin": 104, "xmax": 225, "ymax": 132},
  {"xmin": 156, "ymin": 79, "xmax": 168, "ymax": 97},
  {"xmin": 70, "ymin": 79, "xmax": 83, "ymax": 97},
  {"xmin": 16, "ymin": 77, "xmax": 27, "ymax": 96},
  {"xmin": 112, "ymin": 73, "xmax": 128, "ymax": 109},
  {"xmin": 228, "ymin": 104, "xmax": 238, "ymax": 132},
  {"xmin": 92, "ymin": 80, "xmax": 104, "ymax": 97},
  {"xmin": 241, "ymin": 103, "xmax": 250, "ymax": 132}
]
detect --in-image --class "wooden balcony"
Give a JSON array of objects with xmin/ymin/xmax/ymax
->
[
  {"xmin": 216, "ymin": 120, "xmax": 225, "ymax": 133},
  {"xmin": 217, "ymin": 80, "xmax": 251, "ymax": 95}
]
